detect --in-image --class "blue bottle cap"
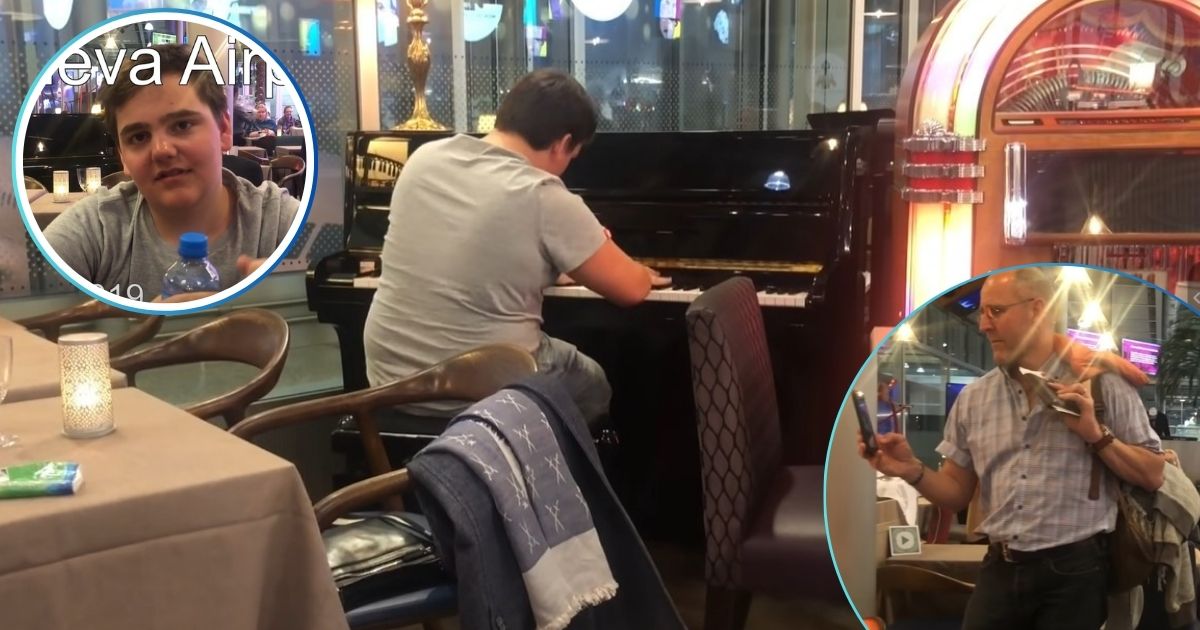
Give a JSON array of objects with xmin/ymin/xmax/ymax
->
[{"xmin": 178, "ymin": 232, "xmax": 208, "ymax": 259}]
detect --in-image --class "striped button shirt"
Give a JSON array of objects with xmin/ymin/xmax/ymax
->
[{"xmin": 935, "ymin": 356, "xmax": 1161, "ymax": 551}]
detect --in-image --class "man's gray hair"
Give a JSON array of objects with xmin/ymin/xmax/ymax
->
[
  {"xmin": 1007, "ymin": 266, "xmax": 1063, "ymax": 330},
  {"xmin": 1009, "ymin": 267, "xmax": 1055, "ymax": 302}
]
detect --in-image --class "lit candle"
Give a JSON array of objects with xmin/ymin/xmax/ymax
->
[
  {"xmin": 53, "ymin": 170, "xmax": 70, "ymax": 203},
  {"xmin": 85, "ymin": 167, "xmax": 102, "ymax": 193},
  {"xmin": 59, "ymin": 332, "xmax": 114, "ymax": 438}
]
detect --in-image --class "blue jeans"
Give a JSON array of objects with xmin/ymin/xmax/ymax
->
[
  {"xmin": 963, "ymin": 536, "xmax": 1108, "ymax": 630},
  {"xmin": 533, "ymin": 333, "xmax": 612, "ymax": 425}
]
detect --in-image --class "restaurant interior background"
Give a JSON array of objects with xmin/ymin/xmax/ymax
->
[
  {"xmin": 9, "ymin": 2, "xmax": 1200, "ymax": 628},
  {"xmin": 0, "ymin": 0, "xmax": 952, "ymax": 458}
]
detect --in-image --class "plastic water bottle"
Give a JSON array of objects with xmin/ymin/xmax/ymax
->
[{"xmin": 161, "ymin": 232, "xmax": 220, "ymax": 298}]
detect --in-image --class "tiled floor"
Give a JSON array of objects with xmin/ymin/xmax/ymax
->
[
  {"xmin": 389, "ymin": 542, "xmax": 861, "ymax": 630},
  {"xmin": 649, "ymin": 542, "xmax": 862, "ymax": 630}
]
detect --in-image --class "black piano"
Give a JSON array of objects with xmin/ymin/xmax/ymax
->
[{"xmin": 308, "ymin": 116, "xmax": 893, "ymax": 540}]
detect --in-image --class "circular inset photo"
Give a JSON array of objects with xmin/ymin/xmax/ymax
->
[
  {"xmin": 825, "ymin": 263, "xmax": 1199, "ymax": 629},
  {"xmin": 13, "ymin": 9, "xmax": 315, "ymax": 314}
]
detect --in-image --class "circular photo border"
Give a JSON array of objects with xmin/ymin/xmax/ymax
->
[
  {"xmin": 10, "ymin": 8, "xmax": 317, "ymax": 316},
  {"xmin": 822, "ymin": 262, "xmax": 1200, "ymax": 628}
]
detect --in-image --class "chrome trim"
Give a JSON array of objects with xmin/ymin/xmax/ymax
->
[
  {"xmin": 902, "ymin": 136, "xmax": 988, "ymax": 153},
  {"xmin": 899, "ymin": 188, "xmax": 985, "ymax": 204}
]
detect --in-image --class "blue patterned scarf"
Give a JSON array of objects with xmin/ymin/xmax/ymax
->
[{"xmin": 423, "ymin": 389, "xmax": 618, "ymax": 630}]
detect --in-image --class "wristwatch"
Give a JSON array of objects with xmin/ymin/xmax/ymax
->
[{"xmin": 1089, "ymin": 425, "xmax": 1116, "ymax": 454}]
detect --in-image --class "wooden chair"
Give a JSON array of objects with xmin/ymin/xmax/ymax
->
[
  {"xmin": 232, "ymin": 343, "xmax": 537, "ymax": 480},
  {"xmin": 16, "ymin": 298, "xmax": 163, "ymax": 357},
  {"xmin": 23, "ymin": 165, "xmax": 53, "ymax": 189},
  {"xmin": 874, "ymin": 564, "xmax": 974, "ymax": 630},
  {"xmin": 230, "ymin": 343, "xmax": 537, "ymax": 630},
  {"xmin": 269, "ymin": 155, "xmax": 306, "ymax": 198},
  {"xmin": 685, "ymin": 277, "xmax": 840, "ymax": 630},
  {"xmin": 112, "ymin": 309, "xmax": 289, "ymax": 426}
]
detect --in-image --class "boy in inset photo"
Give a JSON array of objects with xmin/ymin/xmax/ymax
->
[{"xmin": 44, "ymin": 43, "xmax": 299, "ymax": 300}]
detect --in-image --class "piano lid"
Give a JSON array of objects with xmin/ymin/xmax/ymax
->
[
  {"xmin": 560, "ymin": 130, "xmax": 847, "ymax": 204},
  {"xmin": 341, "ymin": 124, "xmax": 869, "ymax": 253}
]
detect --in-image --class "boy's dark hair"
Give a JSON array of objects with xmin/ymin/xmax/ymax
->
[
  {"xmin": 495, "ymin": 69, "xmax": 597, "ymax": 150},
  {"xmin": 100, "ymin": 43, "xmax": 227, "ymax": 145}
]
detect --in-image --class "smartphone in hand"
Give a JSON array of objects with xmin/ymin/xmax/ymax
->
[
  {"xmin": 853, "ymin": 390, "xmax": 877, "ymax": 456},
  {"xmin": 1018, "ymin": 368, "xmax": 1081, "ymax": 417}
]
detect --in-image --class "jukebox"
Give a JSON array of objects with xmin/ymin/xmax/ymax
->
[{"xmin": 892, "ymin": 0, "xmax": 1200, "ymax": 315}]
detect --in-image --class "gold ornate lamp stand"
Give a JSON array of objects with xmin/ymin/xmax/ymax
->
[{"xmin": 396, "ymin": 0, "xmax": 447, "ymax": 130}]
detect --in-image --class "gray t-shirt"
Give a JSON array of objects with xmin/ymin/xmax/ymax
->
[
  {"xmin": 363, "ymin": 134, "xmax": 604, "ymax": 400},
  {"xmin": 44, "ymin": 169, "xmax": 299, "ymax": 300}
]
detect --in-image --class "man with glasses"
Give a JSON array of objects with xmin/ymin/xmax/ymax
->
[{"xmin": 860, "ymin": 267, "xmax": 1164, "ymax": 629}]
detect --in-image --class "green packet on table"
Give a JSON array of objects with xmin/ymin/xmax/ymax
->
[{"xmin": 0, "ymin": 461, "xmax": 83, "ymax": 499}]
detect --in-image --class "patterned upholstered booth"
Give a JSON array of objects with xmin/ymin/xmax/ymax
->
[{"xmin": 685, "ymin": 277, "xmax": 842, "ymax": 630}]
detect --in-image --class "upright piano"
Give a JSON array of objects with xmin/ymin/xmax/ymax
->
[{"xmin": 308, "ymin": 116, "xmax": 893, "ymax": 539}]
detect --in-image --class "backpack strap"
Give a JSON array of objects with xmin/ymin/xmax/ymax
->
[{"xmin": 1089, "ymin": 377, "xmax": 1106, "ymax": 501}]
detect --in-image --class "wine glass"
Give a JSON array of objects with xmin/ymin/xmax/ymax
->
[{"xmin": 0, "ymin": 336, "xmax": 14, "ymax": 448}]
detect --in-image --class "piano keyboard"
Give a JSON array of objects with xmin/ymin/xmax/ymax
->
[
  {"xmin": 544, "ymin": 284, "xmax": 809, "ymax": 308},
  {"xmin": 351, "ymin": 276, "xmax": 807, "ymax": 307}
]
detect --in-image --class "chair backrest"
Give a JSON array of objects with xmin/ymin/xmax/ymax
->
[
  {"xmin": 875, "ymin": 564, "xmax": 974, "ymax": 625},
  {"xmin": 270, "ymin": 155, "xmax": 305, "ymax": 197},
  {"xmin": 222, "ymin": 153, "xmax": 265, "ymax": 186},
  {"xmin": 685, "ymin": 277, "xmax": 783, "ymax": 589},
  {"xmin": 23, "ymin": 175, "xmax": 46, "ymax": 191},
  {"xmin": 100, "ymin": 172, "xmax": 131, "ymax": 188},
  {"xmin": 232, "ymin": 343, "xmax": 538, "ymax": 482},
  {"xmin": 111, "ymin": 309, "xmax": 290, "ymax": 426},
  {"xmin": 23, "ymin": 165, "xmax": 53, "ymax": 189},
  {"xmin": 16, "ymin": 298, "xmax": 164, "ymax": 357}
]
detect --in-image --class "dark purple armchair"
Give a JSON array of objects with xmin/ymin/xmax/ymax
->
[{"xmin": 685, "ymin": 277, "xmax": 844, "ymax": 630}]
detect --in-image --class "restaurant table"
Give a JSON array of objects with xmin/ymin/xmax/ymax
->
[
  {"xmin": 0, "ymin": 388, "xmax": 348, "ymax": 630},
  {"xmin": 886, "ymin": 543, "xmax": 987, "ymax": 583},
  {"xmin": 235, "ymin": 145, "xmax": 268, "ymax": 160},
  {"xmin": 0, "ymin": 319, "xmax": 127, "ymax": 403},
  {"xmin": 26, "ymin": 189, "xmax": 88, "ymax": 229}
]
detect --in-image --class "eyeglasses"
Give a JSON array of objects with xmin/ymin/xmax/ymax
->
[{"xmin": 981, "ymin": 298, "xmax": 1035, "ymax": 321}]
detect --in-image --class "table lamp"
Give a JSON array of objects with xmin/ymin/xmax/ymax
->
[
  {"xmin": 53, "ymin": 170, "xmax": 70, "ymax": 203},
  {"xmin": 85, "ymin": 167, "xmax": 103, "ymax": 193},
  {"xmin": 59, "ymin": 332, "xmax": 115, "ymax": 438}
]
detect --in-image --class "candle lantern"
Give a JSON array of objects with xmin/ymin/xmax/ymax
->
[
  {"xmin": 59, "ymin": 332, "xmax": 115, "ymax": 439},
  {"xmin": 85, "ymin": 167, "xmax": 103, "ymax": 193},
  {"xmin": 53, "ymin": 170, "xmax": 70, "ymax": 202}
]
